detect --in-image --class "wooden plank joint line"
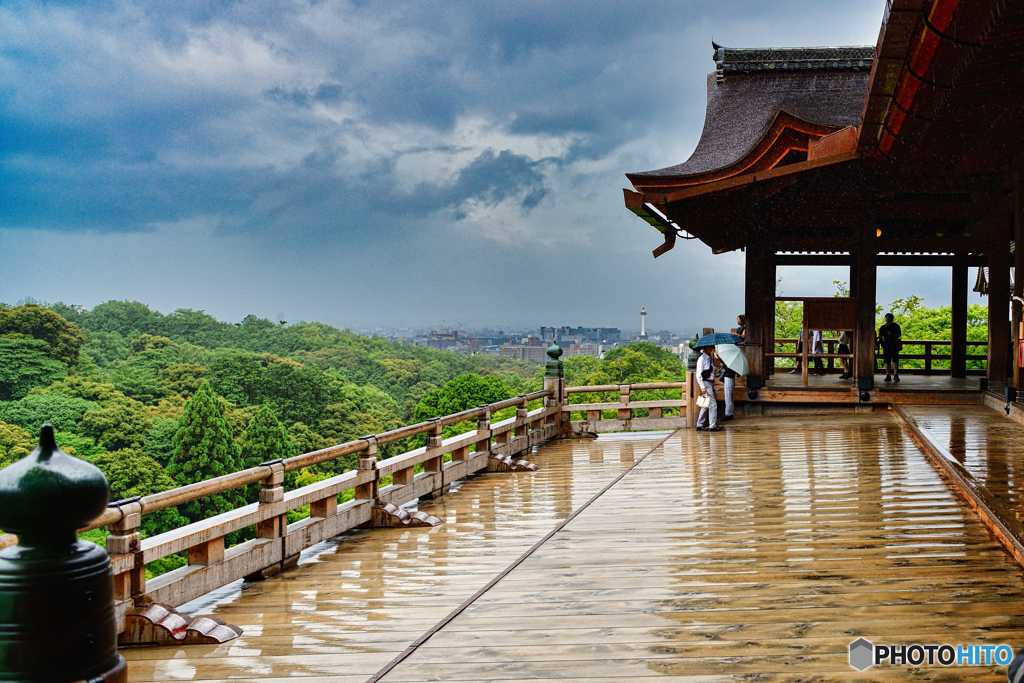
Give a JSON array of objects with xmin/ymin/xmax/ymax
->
[{"xmin": 363, "ymin": 428, "xmax": 681, "ymax": 683}]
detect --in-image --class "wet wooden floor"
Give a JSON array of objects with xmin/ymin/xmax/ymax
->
[
  {"xmin": 124, "ymin": 414, "xmax": 1024, "ymax": 682},
  {"xmin": 902, "ymin": 403, "xmax": 1024, "ymax": 523}
]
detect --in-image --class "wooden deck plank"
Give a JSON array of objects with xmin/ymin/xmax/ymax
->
[{"xmin": 123, "ymin": 415, "xmax": 1024, "ymax": 682}]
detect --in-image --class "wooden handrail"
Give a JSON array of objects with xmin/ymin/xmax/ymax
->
[
  {"xmin": 773, "ymin": 337, "xmax": 988, "ymax": 345},
  {"xmin": 565, "ymin": 381, "xmax": 685, "ymax": 394}
]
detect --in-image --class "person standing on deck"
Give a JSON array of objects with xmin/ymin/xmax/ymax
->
[
  {"xmin": 811, "ymin": 330, "xmax": 826, "ymax": 376},
  {"xmin": 877, "ymin": 313, "xmax": 902, "ymax": 382},
  {"xmin": 696, "ymin": 346, "xmax": 722, "ymax": 431},
  {"xmin": 837, "ymin": 330, "xmax": 853, "ymax": 380},
  {"xmin": 790, "ymin": 329, "xmax": 804, "ymax": 374},
  {"xmin": 721, "ymin": 315, "xmax": 745, "ymax": 422}
]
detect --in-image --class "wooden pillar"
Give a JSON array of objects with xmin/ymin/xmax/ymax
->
[
  {"xmin": 951, "ymin": 255, "xmax": 968, "ymax": 378},
  {"xmin": 766, "ymin": 253, "xmax": 776, "ymax": 377},
  {"xmin": 744, "ymin": 231, "xmax": 767, "ymax": 388},
  {"xmin": 855, "ymin": 224, "xmax": 877, "ymax": 390},
  {"xmin": 1014, "ymin": 174, "xmax": 1023, "ymax": 392},
  {"xmin": 989, "ymin": 211, "xmax": 1012, "ymax": 387}
]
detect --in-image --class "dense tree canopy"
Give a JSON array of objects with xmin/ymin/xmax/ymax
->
[
  {"xmin": 0, "ymin": 420, "xmax": 35, "ymax": 469},
  {"xmin": 0, "ymin": 338, "xmax": 69, "ymax": 400},
  {"xmin": 0, "ymin": 393, "xmax": 99, "ymax": 433},
  {"xmin": 0, "ymin": 303, "xmax": 86, "ymax": 365}
]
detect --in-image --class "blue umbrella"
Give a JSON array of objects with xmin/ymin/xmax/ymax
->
[{"xmin": 692, "ymin": 332, "xmax": 744, "ymax": 349}]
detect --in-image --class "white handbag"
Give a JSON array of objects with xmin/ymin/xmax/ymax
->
[{"xmin": 696, "ymin": 394, "xmax": 712, "ymax": 409}]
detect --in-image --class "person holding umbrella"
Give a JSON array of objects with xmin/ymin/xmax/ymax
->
[
  {"xmin": 695, "ymin": 345, "xmax": 722, "ymax": 431},
  {"xmin": 693, "ymin": 331, "xmax": 745, "ymax": 431},
  {"xmin": 717, "ymin": 337, "xmax": 750, "ymax": 422}
]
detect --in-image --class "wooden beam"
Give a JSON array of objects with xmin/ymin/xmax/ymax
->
[
  {"xmin": 774, "ymin": 254, "xmax": 851, "ymax": 266},
  {"xmin": 774, "ymin": 254, "xmax": 987, "ymax": 267}
]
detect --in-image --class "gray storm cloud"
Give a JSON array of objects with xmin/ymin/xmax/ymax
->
[{"xmin": 0, "ymin": 1, "xmax": 915, "ymax": 331}]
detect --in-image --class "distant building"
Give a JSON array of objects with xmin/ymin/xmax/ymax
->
[
  {"xmin": 538, "ymin": 326, "xmax": 622, "ymax": 346},
  {"xmin": 500, "ymin": 346, "xmax": 549, "ymax": 363}
]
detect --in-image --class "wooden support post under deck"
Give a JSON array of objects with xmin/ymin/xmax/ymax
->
[
  {"xmin": 951, "ymin": 255, "xmax": 968, "ymax": 378},
  {"xmin": 990, "ymin": 211, "xmax": 1012, "ymax": 388},
  {"xmin": 854, "ymin": 224, "xmax": 877, "ymax": 390}
]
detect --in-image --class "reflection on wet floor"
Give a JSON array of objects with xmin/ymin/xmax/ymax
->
[
  {"xmin": 124, "ymin": 416, "xmax": 1024, "ymax": 682},
  {"xmin": 903, "ymin": 404, "xmax": 1024, "ymax": 522}
]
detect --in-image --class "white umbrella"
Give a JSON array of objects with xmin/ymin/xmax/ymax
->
[{"xmin": 716, "ymin": 344, "xmax": 749, "ymax": 375}]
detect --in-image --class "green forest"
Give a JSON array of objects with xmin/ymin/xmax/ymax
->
[{"xmin": 0, "ymin": 300, "xmax": 684, "ymax": 576}]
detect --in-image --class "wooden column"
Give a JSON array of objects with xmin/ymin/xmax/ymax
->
[
  {"xmin": 766, "ymin": 253, "xmax": 776, "ymax": 377},
  {"xmin": 989, "ymin": 211, "xmax": 1013, "ymax": 387},
  {"xmin": 854, "ymin": 224, "xmax": 877, "ymax": 390},
  {"xmin": 744, "ymin": 231, "xmax": 767, "ymax": 388},
  {"xmin": 1014, "ymin": 174, "xmax": 1023, "ymax": 392},
  {"xmin": 951, "ymin": 255, "xmax": 968, "ymax": 378}
]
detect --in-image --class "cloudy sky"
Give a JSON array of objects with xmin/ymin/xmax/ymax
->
[{"xmin": 0, "ymin": 0, "xmax": 952, "ymax": 333}]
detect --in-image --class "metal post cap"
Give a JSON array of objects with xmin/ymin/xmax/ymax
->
[
  {"xmin": 0, "ymin": 425, "xmax": 125, "ymax": 683},
  {"xmin": 545, "ymin": 343, "xmax": 564, "ymax": 379},
  {"xmin": 0, "ymin": 424, "xmax": 110, "ymax": 547}
]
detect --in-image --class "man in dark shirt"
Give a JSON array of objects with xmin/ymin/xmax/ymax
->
[{"xmin": 877, "ymin": 313, "xmax": 902, "ymax": 382}]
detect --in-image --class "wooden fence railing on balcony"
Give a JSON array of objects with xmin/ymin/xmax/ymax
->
[
  {"xmin": 770, "ymin": 338, "xmax": 988, "ymax": 375},
  {"xmin": 0, "ymin": 386, "xmax": 563, "ymax": 637},
  {"xmin": 562, "ymin": 382, "xmax": 689, "ymax": 432}
]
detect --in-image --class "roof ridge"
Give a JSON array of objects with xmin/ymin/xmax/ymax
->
[{"xmin": 714, "ymin": 45, "xmax": 875, "ymax": 83}]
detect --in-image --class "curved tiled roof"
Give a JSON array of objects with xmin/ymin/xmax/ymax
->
[{"xmin": 631, "ymin": 46, "xmax": 873, "ymax": 180}]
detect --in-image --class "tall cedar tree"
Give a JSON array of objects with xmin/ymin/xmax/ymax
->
[
  {"xmin": 240, "ymin": 405, "xmax": 295, "ymax": 503},
  {"xmin": 168, "ymin": 381, "xmax": 244, "ymax": 522}
]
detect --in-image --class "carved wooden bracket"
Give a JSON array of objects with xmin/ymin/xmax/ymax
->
[
  {"xmin": 488, "ymin": 454, "xmax": 540, "ymax": 472},
  {"xmin": 371, "ymin": 502, "xmax": 442, "ymax": 527},
  {"xmin": 120, "ymin": 603, "xmax": 242, "ymax": 646}
]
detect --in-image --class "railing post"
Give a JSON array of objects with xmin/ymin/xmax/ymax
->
[
  {"xmin": 925, "ymin": 342, "xmax": 933, "ymax": 374},
  {"xmin": 421, "ymin": 422, "xmax": 450, "ymax": 499},
  {"xmin": 355, "ymin": 440, "xmax": 379, "ymax": 502},
  {"xmin": 244, "ymin": 459, "xmax": 296, "ymax": 581},
  {"xmin": 107, "ymin": 498, "xmax": 144, "ymax": 611},
  {"xmin": 618, "ymin": 384, "xmax": 632, "ymax": 421},
  {"xmin": 543, "ymin": 343, "xmax": 565, "ymax": 438},
  {"xmin": 477, "ymin": 407, "xmax": 492, "ymax": 455},
  {"xmin": 514, "ymin": 397, "xmax": 529, "ymax": 437},
  {"xmin": 255, "ymin": 460, "xmax": 285, "ymax": 539}
]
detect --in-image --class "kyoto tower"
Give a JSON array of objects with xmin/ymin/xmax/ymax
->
[{"xmin": 639, "ymin": 305, "xmax": 647, "ymax": 340}]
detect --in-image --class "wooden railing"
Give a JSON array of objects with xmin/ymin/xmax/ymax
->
[
  {"xmin": 563, "ymin": 382, "xmax": 689, "ymax": 432},
  {"xmin": 770, "ymin": 338, "xmax": 988, "ymax": 374},
  {"xmin": 0, "ymin": 387, "xmax": 561, "ymax": 635}
]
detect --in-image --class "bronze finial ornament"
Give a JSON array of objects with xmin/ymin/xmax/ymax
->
[{"xmin": 0, "ymin": 425, "xmax": 127, "ymax": 682}]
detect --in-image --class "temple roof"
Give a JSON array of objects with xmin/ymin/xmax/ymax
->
[{"xmin": 629, "ymin": 46, "xmax": 873, "ymax": 183}]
